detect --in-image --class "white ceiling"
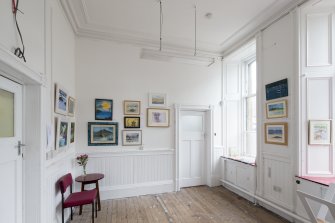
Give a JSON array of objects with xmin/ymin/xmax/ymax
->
[{"xmin": 61, "ymin": 0, "xmax": 303, "ymax": 55}]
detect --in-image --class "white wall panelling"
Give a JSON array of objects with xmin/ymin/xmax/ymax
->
[
  {"xmin": 299, "ymin": 1, "xmax": 335, "ymax": 177},
  {"xmin": 80, "ymin": 150, "xmax": 174, "ymax": 199}
]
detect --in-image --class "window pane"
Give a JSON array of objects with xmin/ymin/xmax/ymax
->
[
  {"xmin": 248, "ymin": 61, "xmax": 257, "ymax": 95},
  {"xmin": 246, "ymin": 96, "xmax": 256, "ymax": 131},
  {"xmin": 181, "ymin": 115, "xmax": 203, "ymax": 132},
  {"xmin": 246, "ymin": 132, "xmax": 257, "ymax": 157},
  {"xmin": 0, "ymin": 89, "xmax": 14, "ymax": 137}
]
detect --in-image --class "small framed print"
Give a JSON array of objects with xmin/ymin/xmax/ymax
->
[
  {"xmin": 69, "ymin": 122, "xmax": 75, "ymax": 144},
  {"xmin": 265, "ymin": 78, "xmax": 288, "ymax": 101},
  {"xmin": 124, "ymin": 117, "xmax": 140, "ymax": 128},
  {"xmin": 124, "ymin": 100, "xmax": 141, "ymax": 115},
  {"xmin": 56, "ymin": 118, "xmax": 69, "ymax": 149},
  {"xmin": 55, "ymin": 84, "xmax": 68, "ymax": 115},
  {"xmin": 88, "ymin": 122, "xmax": 118, "ymax": 146},
  {"xmin": 122, "ymin": 130, "xmax": 142, "ymax": 146},
  {"xmin": 309, "ymin": 120, "xmax": 331, "ymax": 145},
  {"xmin": 68, "ymin": 97, "xmax": 76, "ymax": 116},
  {"xmin": 95, "ymin": 99, "xmax": 113, "ymax": 120},
  {"xmin": 148, "ymin": 93, "xmax": 167, "ymax": 107},
  {"xmin": 264, "ymin": 122, "xmax": 288, "ymax": 145},
  {"xmin": 147, "ymin": 108, "xmax": 169, "ymax": 127},
  {"xmin": 266, "ymin": 100, "xmax": 287, "ymax": 119}
]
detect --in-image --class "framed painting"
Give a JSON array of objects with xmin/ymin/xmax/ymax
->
[
  {"xmin": 265, "ymin": 79, "xmax": 288, "ymax": 101},
  {"xmin": 95, "ymin": 99, "xmax": 113, "ymax": 120},
  {"xmin": 55, "ymin": 84, "xmax": 68, "ymax": 115},
  {"xmin": 264, "ymin": 122, "xmax": 288, "ymax": 145},
  {"xmin": 70, "ymin": 122, "xmax": 75, "ymax": 144},
  {"xmin": 56, "ymin": 118, "xmax": 69, "ymax": 149},
  {"xmin": 148, "ymin": 93, "xmax": 167, "ymax": 107},
  {"xmin": 309, "ymin": 120, "xmax": 331, "ymax": 145},
  {"xmin": 122, "ymin": 130, "xmax": 142, "ymax": 146},
  {"xmin": 147, "ymin": 108, "xmax": 169, "ymax": 127},
  {"xmin": 68, "ymin": 97, "xmax": 76, "ymax": 117},
  {"xmin": 88, "ymin": 122, "xmax": 118, "ymax": 146},
  {"xmin": 124, "ymin": 117, "xmax": 140, "ymax": 128},
  {"xmin": 266, "ymin": 100, "xmax": 287, "ymax": 119},
  {"xmin": 124, "ymin": 100, "xmax": 141, "ymax": 115}
]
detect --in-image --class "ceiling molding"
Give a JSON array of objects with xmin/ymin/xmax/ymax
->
[{"xmin": 61, "ymin": 0, "xmax": 306, "ymax": 55}]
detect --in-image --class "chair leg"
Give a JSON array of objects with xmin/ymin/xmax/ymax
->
[
  {"xmin": 92, "ymin": 202, "xmax": 94, "ymax": 223},
  {"xmin": 62, "ymin": 208, "xmax": 64, "ymax": 223},
  {"xmin": 95, "ymin": 199, "xmax": 98, "ymax": 218},
  {"xmin": 71, "ymin": 207, "xmax": 73, "ymax": 220}
]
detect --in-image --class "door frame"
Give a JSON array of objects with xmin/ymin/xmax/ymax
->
[
  {"xmin": 0, "ymin": 46, "xmax": 44, "ymax": 223},
  {"xmin": 174, "ymin": 104, "xmax": 214, "ymax": 191}
]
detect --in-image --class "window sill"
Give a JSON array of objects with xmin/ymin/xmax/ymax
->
[
  {"xmin": 296, "ymin": 175, "xmax": 335, "ymax": 186},
  {"xmin": 222, "ymin": 155, "xmax": 256, "ymax": 166}
]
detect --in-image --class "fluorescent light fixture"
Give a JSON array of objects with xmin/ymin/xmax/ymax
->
[{"xmin": 140, "ymin": 49, "xmax": 216, "ymax": 67}]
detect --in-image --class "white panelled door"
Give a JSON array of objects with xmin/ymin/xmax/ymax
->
[
  {"xmin": 180, "ymin": 111, "xmax": 206, "ymax": 188},
  {"xmin": 0, "ymin": 76, "xmax": 23, "ymax": 223}
]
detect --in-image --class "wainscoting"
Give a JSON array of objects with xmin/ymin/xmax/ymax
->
[{"xmin": 80, "ymin": 149, "xmax": 175, "ymax": 200}]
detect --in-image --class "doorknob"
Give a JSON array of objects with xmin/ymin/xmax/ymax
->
[{"xmin": 16, "ymin": 141, "xmax": 26, "ymax": 156}]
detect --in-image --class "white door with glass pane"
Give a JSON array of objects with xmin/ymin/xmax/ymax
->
[
  {"xmin": 0, "ymin": 76, "xmax": 23, "ymax": 223},
  {"xmin": 180, "ymin": 111, "xmax": 206, "ymax": 188}
]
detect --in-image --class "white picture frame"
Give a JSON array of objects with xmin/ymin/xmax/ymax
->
[
  {"xmin": 148, "ymin": 93, "xmax": 167, "ymax": 107},
  {"xmin": 56, "ymin": 117, "xmax": 69, "ymax": 150},
  {"xmin": 147, "ymin": 108, "xmax": 170, "ymax": 127},
  {"xmin": 122, "ymin": 130, "xmax": 142, "ymax": 146},
  {"xmin": 55, "ymin": 83, "xmax": 68, "ymax": 115},
  {"xmin": 68, "ymin": 96, "xmax": 76, "ymax": 117}
]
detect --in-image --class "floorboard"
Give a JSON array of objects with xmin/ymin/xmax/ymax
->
[{"xmin": 70, "ymin": 186, "xmax": 289, "ymax": 223}]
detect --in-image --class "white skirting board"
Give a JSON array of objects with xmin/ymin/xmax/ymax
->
[{"xmin": 100, "ymin": 180, "xmax": 175, "ymax": 200}]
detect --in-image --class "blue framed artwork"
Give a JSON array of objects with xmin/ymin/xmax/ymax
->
[
  {"xmin": 88, "ymin": 122, "xmax": 118, "ymax": 146},
  {"xmin": 95, "ymin": 99, "xmax": 113, "ymax": 120},
  {"xmin": 265, "ymin": 79, "xmax": 288, "ymax": 101}
]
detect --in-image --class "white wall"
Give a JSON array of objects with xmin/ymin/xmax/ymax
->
[
  {"xmin": 75, "ymin": 38, "xmax": 222, "ymax": 197},
  {"xmin": 0, "ymin": 0, "xmax": 76, "ymax": 222}
]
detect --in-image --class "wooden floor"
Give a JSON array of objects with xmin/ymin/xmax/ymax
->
[{"xmin": 70, "ymin": 186, "xmax": 289, "ymax": 223}]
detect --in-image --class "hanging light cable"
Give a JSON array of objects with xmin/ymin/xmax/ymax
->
[{"xmin": 140, "ymin": 0, "xmax": 216, "ymax": 67}]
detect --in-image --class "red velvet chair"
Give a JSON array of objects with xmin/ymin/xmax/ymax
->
[{"xmin": 59, "ymin": 173, "xmax": 98, "ymax": 223}]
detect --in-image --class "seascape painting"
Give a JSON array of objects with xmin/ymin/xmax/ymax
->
[
  {"xmin": 266, "ymin": 100, "xmax": 287, "ymax": 119},
  {"xmin": 149, "ymin": 93, "xmax": 167, "ymax": 107},
  {"xmin": 265, "ymin": 123, "xmax": 288, "ymax": 145},
  {"xmin": 124, "ymin": 101, "xmax": 140, "ymax": 115},
  {"xmin": 55, "ymin": 84, "xmax": 68, "ymax": 115},
  {"xmin": 88, "ymin": 122, "xmax": 118, "ymax": 146},
  {"xmin": 95, "ymin": 99, "xmax": 113, "ymax": 120}
]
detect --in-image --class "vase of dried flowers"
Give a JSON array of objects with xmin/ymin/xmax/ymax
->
[{"xmin": 76, "ymin": 154, "xmax": 88, "ymax": 176}]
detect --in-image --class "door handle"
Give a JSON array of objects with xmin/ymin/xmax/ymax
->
[{"xmin": 15, "ymin": 141, "xmax": 26, "ymax": 156}]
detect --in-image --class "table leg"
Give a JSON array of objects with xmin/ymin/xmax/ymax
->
[
  {"xmin": 79, "ymin": 183, "xmax": 85, "ymax": 215},
  {"xmin": 96, "ymin": 182, "xmax": 101, "ymax": 211}
]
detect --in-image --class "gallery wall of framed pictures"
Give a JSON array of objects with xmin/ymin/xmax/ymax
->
[
  {"xmin": 264, "ymin": 79, "xmax": 289, "ymax": 146},
  {"xmin": 53, "ymin": 83, "xmax": 77, "ymax": 152}
]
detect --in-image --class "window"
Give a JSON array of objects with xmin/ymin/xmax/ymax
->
[{"xmin": 243, "ymin": 60, "xmax": 257, "ymax": 157}]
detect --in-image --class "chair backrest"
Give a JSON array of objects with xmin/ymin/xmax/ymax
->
[{"xmin": 59, "ymin": 173, "xmax": 73, "ymax": 194}]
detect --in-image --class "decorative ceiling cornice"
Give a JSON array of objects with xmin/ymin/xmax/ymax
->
[{"xmin": 60, "ymin": 0, "xmax": 307, "ymax": 56}]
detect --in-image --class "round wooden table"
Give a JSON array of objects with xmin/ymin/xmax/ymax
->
[{"xmin": 75, "ymin": 173, "xmax": 104, "ymax": 214}]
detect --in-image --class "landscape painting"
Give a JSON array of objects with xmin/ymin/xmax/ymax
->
[
  {"xmin": 70, "ymin": 122, "xmax": 75, "ymax": 144},
  {"xmin": 122, "ymin": 130, "xmax": 142, "ymax": 146},
  {"xmin": 88, "ymin": 122, "xmax": 118, "ymax": 146},
  {"xmin": 265, "ymin": 123, "xmax": 288, "ymax": 145},
  {"xmin": 309, "ymin": 120, "xmax": 331, "ymax": 145},
  {"xmin": 266, "ymin": 100, "xmax": 287, "ymax": 119},
  {"xmin": 149, "ymin": 93, "xmax": 167, "ymax": 107},
  {"xmin": 95, "ymin": 99, "xmax": 113, "ymax": 120},
  {"xmin": 147, "ymin": 108, "xmax": 169, "ymax": 127},
  {"xmin": 124, "ymin": 100, "xmax": 140, "ymax": 115},
  {"xmin": 55, "ymin": 84, "xmax": 68, "ymax": 115}
]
